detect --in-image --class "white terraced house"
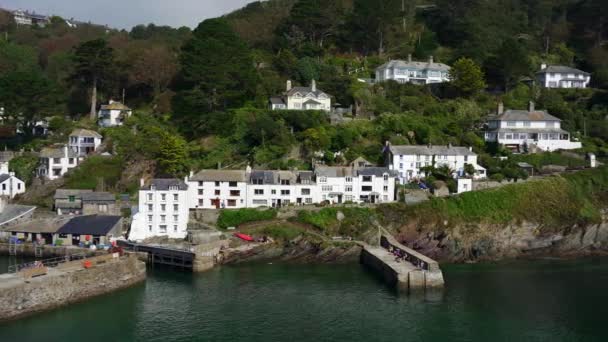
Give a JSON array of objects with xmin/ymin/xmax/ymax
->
[
  {"xmin": 68, "ymin": 129, "xmax": 103, "ymax": 156},
  {"xmin": 129, "ymin": 179, "xmax": 189, "ymax": 241},
  {"xmin": 375, "ymin": 55, "xmax": 450, "ymax": 84},
  {"xmin": 98, "ymin": 100, "xmax": 132, "ymax": 127},
  {"xmin": 269, "ymin": 80, "xmax": 332, "ymax": 112},
  {"xmin": 536, "ymin": 64, "xmax": 591, "ymax": 89},
  {"xmin": 314, "ymin": 162, "xmax": 398, "ymax": 205},
  {"xmin": 187, "ymin": 169, "xmax": 249, "ymax": 209},
  {"xmin": 246, "ymin": 169, "xmax": 320, "ymax": 208},
  {"xmin": 385, "ymin": 143, "xmax": 486, "ymax": 183},
  {"xmin": 485, "ymin": 102, "xmax": 582, "ymax": 152},
  {"xmin": 36, "ymin": 145, "xmax": 82, "ymax": 180}
]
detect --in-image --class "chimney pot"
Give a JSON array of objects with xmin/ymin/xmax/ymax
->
[
  {"xmin": 311, "ymin": 79, "xmax": 317, "ymax": 92},
  {"xmin": 541, "ymin": 63, "xmax": 547, "ymax": 70},
  {"xmin": 139, "ymin": 178, "xmax": 145, "ymax": 188},
  {"xmin": 529, "ymin": 101, "xmax": 535, "ymax": 112},
  {"xmin": 286, "ymin": 80, "xmax": 292, "ymax": 92},
  {"xmin": 407, "ymin": 54, "xmax": 412, "ymax": 63},
  {"xmin": 498, "ymin": 102, "xmax": 504, "ymax": 115},
  {"xmin": 429, "ymin": 56, "xmax": 434, "ymax": 64}
]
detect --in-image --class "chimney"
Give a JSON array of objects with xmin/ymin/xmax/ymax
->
[
  {"xmin": 469, "ymin": 146, "xmax": 473, "ymax": 152},
  {"xmin": 385, "ymin": 140, "xmax": 391, "ymax": 147},
  {"xmin": 189, "ymin": 170, "xmax": 194, "ymax": 178},
  {"xmin": 448, "ymin": 143, "xmax": 452, "ymax": 149},
  {"xmin": 246, "ymin": 164, "xmax": 252, "ymax": 175},
  {"xmin": 429, "ymin": 56, "xmax": 434, "ymax": 64},
  {"xmin": 311, "ymin": 79, "xmax": 317, "ymax": 92},
  {"xmin": 407, "ymin": 54, "xmax": 412, "ymax": 63},
  {"xmin": 427, "ymin": 143, "xmax": 432, "ymax": 149},
  {"xmin": 541, "ymin": 63, "xmax": 547, "ymax": 70},
  {"xmin": 63, "ymin": 145, "xmax": 68, "ymax": 158},
  {"xmin": 528, "ymin": 101, "xmax": 535, "ymax": 112},
  {"xmin": 286, "ymin": 80, "xmax": 292, "ymax": 92},
  {"xmin": 497, "ymin": 102, "xmax": 504, "ymax": 115},
  {"xmin": 139, "ymin": 178, "xmax": 145, "ymax": 188}
]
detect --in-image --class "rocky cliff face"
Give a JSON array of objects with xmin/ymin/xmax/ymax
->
[{"xmin": 391, "ymin": 210, "xmax": 608, "ymax": 262}]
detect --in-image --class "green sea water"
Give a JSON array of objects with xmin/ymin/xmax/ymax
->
[{"xmin": 1, "ymin": 256, "xmax": 608, "ymax": 341}]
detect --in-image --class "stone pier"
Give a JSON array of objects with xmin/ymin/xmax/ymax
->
[{"xmin": 360, "ymin": 234, "xmax": 444, "ymax": 291}]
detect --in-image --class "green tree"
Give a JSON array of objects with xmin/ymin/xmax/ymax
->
[
  {"xmin": 70, "ymin": 39, "xmax": 115, "ymax": 120},
  {"xmin": 449, "ymin": 57, "xmax": 486, "ymax": 97},
  {"xmin": 0, "ymin": 42, "xmax": 38, "ymax": 74},
  {"xmin": 158, "ymin": 131, "xmax": 190, "ymax": 176}
]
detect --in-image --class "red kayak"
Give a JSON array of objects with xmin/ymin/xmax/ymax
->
[{"xmin": 234, "ymin": 233, "xmax": 254, "ymax": 242}]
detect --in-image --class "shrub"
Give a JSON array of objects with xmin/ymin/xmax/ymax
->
[{"xmin": 217, "ymin": 208, "xmax": 277, "ymax": 229}]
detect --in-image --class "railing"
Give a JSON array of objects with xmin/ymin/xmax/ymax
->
[
  {"xmin": 7, "ymin": 253, "xmax": 87, "ymax": 274},
  {"xmin": 380, "ymin": 235, "xmax": 440, "ymax": 272}
]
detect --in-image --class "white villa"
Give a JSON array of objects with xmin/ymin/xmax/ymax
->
[
  {"xmin": 36, "ymin": 145, "xmax": 82, "ymax": 180},
  {"xmin": 98, "ymin": 100, "xmax": 132, "ymax": 127},
  {"xmin": 315, "ymin": 164, "xmax": 397, "ymax": 204},
  {"xmin": 375, "ymin": 55, "xmax": 450, "ymax": 84},
  {"xmin": 385, "ymin": 143, "xmax": 486, "ymax": 183},
  {"xmin": 12, "ymin": 10, "xmax": 49, "ymax": 26},
  {"xmin": 269, "ymin": 80, "xmax": 332, "ymax": 112},
  {"xmin": 485, "ymin": 102, "xmax": 582, "ymax": 152},
  {"xmin": 69, "ymin": 129, "xmax": 103, "ymax": 157},
  {"xmin": 536, "ymin": 64, "xmax": 591, "ymax": 89},
  {"xmin": 129, "ymin": 179, "xmax": 190, "ymax": 241}
]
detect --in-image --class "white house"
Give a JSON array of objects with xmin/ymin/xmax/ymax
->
[
  {"xmin": 269, "ymin": 80, "xmax": 332, "ymax": 112},
  {"xmin": 375, "ymin": 55, "xmax": 450, "ymax": 84},
  {"xmin": 0, "ymin": 173, "xmax": 25, "ymax": 198},
  {"xmin": 536, "ymin": 64, "xmax": 591, "ymax": 89},
  {"xmin": 12, "ymin": 10, "xmax": 49, "ymax": 26},
  {"xmin": 187, "ymin": 169, "xmax": 249, "ymax": 209},
  {"xmin": 129, "ymin": 179, "xmax": 189, "ymax": 241},
  {"xmin": 246, "ymin": 169, "xmax": 320, "ymax": 208},
  {"xmin": 485, "ymin": 102, "xmax": 582, "ymax": 152},
  {"xmin": 69, "ymin": 129, "xmax": 103, "ymax": 156},
  {"xmin": 385, "ymin": 143, "xmax": 486, "ymax": 184},
  {"xmin": 98, "ymin": 100, "xmax": 132, "ymax": 127},
  {"xmin": 314, "ymin": 164, "xmax": 397, "ymax": 204},
  {"xmin": 36, "ymin": 145, "xmax": 82, "ymax": 180}
]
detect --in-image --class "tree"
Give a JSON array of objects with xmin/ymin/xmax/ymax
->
[
  {"xmin": 129, "ymin": 45, "xmax": 177, "ymax": 99},
  {"xmin": 449, "ymin": 58, "xmax": 486, "ymax": 97},
  {"xmin": 158, "ymin": 131, "xmax": 190, "ymax": 176},
  {"xmin": 0, "ymin": 70, "xmax": 61, "ymax": 139},
  {"xmin": 70, "ymin": 39, "xmax": 115, "ymax": 119},
  {"xmin": 0, "ymin": 42, "xmax": 38, "ymax": 74}
]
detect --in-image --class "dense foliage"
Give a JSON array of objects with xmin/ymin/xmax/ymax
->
[{"xmin": 217, "ymin": 208, "xmax": 278, "ymax": 229}]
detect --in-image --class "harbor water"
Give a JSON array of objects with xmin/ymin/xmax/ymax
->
[{"xmin": 1, "ymin": 257, "xmax": 608, "ymax": 341}]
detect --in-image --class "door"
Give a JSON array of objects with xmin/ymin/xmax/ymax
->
[
  {"xmin": 338, "ymin": 195, "xmax": 343, "ymax": 204},
  {"xmin": 211, "ymin": 199, "xmax": 220, "ymax": 209}
]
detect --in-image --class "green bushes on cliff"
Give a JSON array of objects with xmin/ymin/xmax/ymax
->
[
  {"xmin": 389, "ymin": 167, "xmax": 608, "ymax": 230},
  {"xmin": 296, "ymin": 207, "xmax": 377, "ymax": 238},
  {"xmin": 217, "ymin": 208, "xmax": 277, "ymax": 229}
]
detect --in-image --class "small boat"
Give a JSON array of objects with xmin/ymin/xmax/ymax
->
[{"xmin": 234, "ymin": 233, "xmax": 254, "ymax": 242}]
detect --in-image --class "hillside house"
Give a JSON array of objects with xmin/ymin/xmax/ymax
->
[
  {"xmin": 12, "ymin": 10, "xmax": 49, "ymax": 26},
  {"xmin": 536, "ymin": 64, "xmax": 591, "ymax": 89},
  {"xmin": 375, "ymin": 55, "xmax": 450, "ymax": 84},
  {"xmin": 98, "ymin": 100, "xmax": 132, "ymax": 127},
  {"xmin": 36, "ymin": 145, "xmax": 82, "ymax": 180},
  {"xmin": 69, "ymin": 129, "xmax": 103, "ymax": 156},
  {"xmin": 129, "ymin": 179, "xmax": 189, "ymax": 241},
  {"xmin": 385, "ymin": 143, "xmax": 486, "ymax": 183},
  {"xmin": 269, "ymin": 80, "xmax": 332, "ymax": 112},
  {"xmin": 314, "ymin": 164, "xmax": 398, "ymax": 204},
  {"xmin": 54, "ymin": 189, "xmax": 117, "ymax": 215},
  {"xmin": 485, "ymin": 102, "xmax": 582, "ymax": 152},
  {"xmin": 187, "ymin": 170, "xmax": 248, "ymax": 209},
  {"xmin": 0, "ymin": 173, "xmax": 25, "ymax": 199}
]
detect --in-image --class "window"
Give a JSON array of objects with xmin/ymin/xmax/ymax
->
[
  {"xmin": 215, "ymin": 190, "xmax": 220, "ymax": 196},
  {"xmin": 383, "ymin": 195, "xmax": 388, "ymax": 201},
  {"xmin": 198, "ymin": 189, "xmax": 204, "ymax": 195},
  {"xmin": 280, "ymin": 179, "xmax": 290, "ymax": 185},
  {"xmin": 98, "ymin": 204, "xmax": 108, "ymax": 213},
  {"xmin": 322, "ymin": 185, "xmax": 332, "ymax": 192},
  {"xmin": 252, "ymin": 178, "xmax": 263, "ymax": 185},
  {"xmin": 229, "ymin": 182, "xmax": 237, "ymax": 187},
  {"xmin": 147, "ymin": 215, "xmax": 153, "ymax": 222},
  {"xmin": 69, "ymin": 158, "xmax": 74, "ymax": 164},
  {"xmin": 161, "ymin": 194, "xmax": 166, "ymax": 201},
  {"xmin": 345, "ymin": 185, "xmax": 353, "ymax": 192},
  {"xmin": 173, "ymin": 215, "xmax": 178, "ymax": 222},
  {"xmin": 17, "ymin": 183, "xmax": 21, "ymax": 190},
  {"xmin": 147, "ymin": 193, "xmax": 153, "ymax": 201},
  {"xmin": 173, "ymin": 204, "xmax": 178, "ymax": 211},
  {"xmin": 383, "ymin": 186, "xmax": 388, "ymax": 192},
  {"xmin": 161, "ymin": 204, "xmax": 166, "ymax": 211},
  {"xmin": 252, "ymin": 200, "xmax": 268, "ymax": 205},
  {"xmin": 301, "ymin": 188, "xmax": 311, "ymax": 195},
  {"xmin": 524, "ymin": 121, "xmax": 531, "ymax": 127},
  {"xmin": 198, "ymin": 181, "xmax": 204, "ymax": 187},
  {"xmin": 361, "ymin": 186, "xmax": 373, "ymax": 192},
  {"xmin": 416, "ymin": 155, "xmax": 421, "ymax": 161},
  {"xmin": 230, "ymin": 190, "xmax": 241, "ymax": 197},
  {"xmin": 173, "ymin": 194, "xmax": 179, "ymax": 201},
  {"xmin": 399, "ymin": 163, "xmax": 403, "ymax": 169},
  {"xmin": 281, "ymin": 190, "xmax": 290, "ymax": 195},
  {"xmin": 507, "ymin": 121, "xmax": 516, "ymax": 127},
  {"xmin": 148, "ymin": 225, "xmax": 152, "ymax": 232},
  {"xmin": 383, "ymin": 174, "xmax": 389, "ymax": 181},
  {"xmin": 160, "ymin": 215, "xmax": 166, "ymax": 223},
  {"xmin": 68, "ymin": 195, "xmax": 75, "ymax": 202},
  {"xmin": 227, "ymin": 200, "xmax": 237, "ymax": 207},
  {"xmin": 254, "ymin": 189, "xmax": 264, "ymax": 195},
  {"xmin": 271, "ymin": 190, "xmax": 277, "ymax": 195},
  {"xmin": 464, "ymin": 156, "xmax": 469, "ymax": 162},
  {"xmin": 362, "ymin": 176, "xmax": 372, "ymax": 182},
  {"xmin": 53, "ymin": 158, "xmax": 61, "ymax": 164},
  {"xmin": 305, "ymin": 198, "xmax": 313, "ymax": 204},
  {"xmin": 215, "ymin": 181, "xmax": 220, "ymax": 187},
  {"xmin": 415, "ymin": 162, "xmax": 421, "ymax": 168},
  {"xmin": 345, "ymin": 177, "xmax": 352, "ymax": 183},
  {"xmin": 319, "ymin": 177, "xmax": 327, "ymax": 183},
  {"xmin": 159, "ymin": 225, "xmax": 167, "ymax": 233},
  {"xmin": 198, "ymin": 199, "xmax": 204, "ymax": 206},
  {"xmin": 169, "ymin": 186, "xmax": 178, "ymax": 191},
  {"xmin": 173, "ymin": 225, "xmax": 178, "ymax": 232}
]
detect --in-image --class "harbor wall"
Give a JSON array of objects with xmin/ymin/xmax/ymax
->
[{"xmin": 0, "ymin": 254, "xmax": 146, "ymax": 321}]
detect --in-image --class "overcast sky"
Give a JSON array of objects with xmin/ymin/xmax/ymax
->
[{"xmin": 0, "ymin": 0, "xmax": 257, "ymax": 29}]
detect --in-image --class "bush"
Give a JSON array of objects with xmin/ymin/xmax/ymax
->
[
  {"xmin": 217, "ymin": 208, "xmax": 277, "ymax": 229},
  {"xmin": 490, "ymin": 173, "xmax": 505, "ymax": 182},
  {"xmin": 64, "ymin": 156, "xmax": 125, "ymax": 190}
]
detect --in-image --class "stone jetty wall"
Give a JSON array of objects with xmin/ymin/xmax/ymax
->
[{"xmin": 0, "ymin": 254, "xmax": 146, "ymax": 321}]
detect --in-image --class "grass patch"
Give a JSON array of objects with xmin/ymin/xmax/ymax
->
[
  {"xmin": 257, "ymin": 224, "xmax": 305, "ymax": 241},
  {"xmin": 509, "ymin": 152, "xmax": 587, "ymax": 170},
  {"xmin": 217, "ymin": 208, "xmax": 277, "ymax": 229},
  {"xmin": 296, "ymin": 207, "xmax": 377, "ymax": 238},
  {"xmin": 64, "ymin": 156, "xmax": 125, "ymax": 190}
]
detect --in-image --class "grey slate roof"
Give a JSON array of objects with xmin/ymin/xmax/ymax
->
[
  {"xmin": 389, "ymin": 145, "xmax": 476, "ymax": 156},
  {"xmin": 40, "ymin": 146, "xmax": 79, "ymax": 158},
  {"xmin": 491, "ymin": 110, "xmax": 561, "ymax": 122},
  {"xmin": 269, "ymin": 97, "xmax": 286, "ymax": 105},
  {"xmin": 286, "ymin": 86, "xmax": 327, "ymax": 97},
  {"xmin": 191, "ymin": 170, "xmax": 247, "ymax": 182},
  {"xmin": 377, "ymin": 59, "xmax": 451, "ymax": 72},
  {"xmin": 0, "ymin": 204, "xmax": 36, "ymax": 227},
  {"xmin": 54, "ymin": 189, "xmax": 93, "ymax": 200},
  {"xmin": 2, "ymin": 216, "xmax": 68, "ymax": 234},
  {"xmin": 537, "ymin": 65, "xmax": 590, "ymax": 76},
  {"xmin": 314, "ymin": 165, "xmax": 354, "ymax": 177},
  {"xmin": 70, "ymin": 128, "xmax": 102, "ymax": 138},
  {"xmin": 250, "ymin": 170, "xmax": 276, "ymax": 184},
  {"xmin": 57, "ymin": 215, "xmax": 122, "ymax": 236},
  {"xmin": 357, "ymin": 167, "xmax": 398, "ymax": 177},
  {"xmin": 488, "ymin": 128, "xmax": 569, "ymax": 134},
  {"xmin": 143, "ymin": 179, "xmax": 188, "ymax": 191},
  {"xmin": 0, "ymin": 174, "xmax": 10, "ymax": 183},
  {"xmin": 82, "ymin": 192, "xmax": 115, "ymax": 202}
]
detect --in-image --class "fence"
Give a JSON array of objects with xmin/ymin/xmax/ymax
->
[{"xmin": 7, "ymin": 253, "xmax": 87, "ymax": 274}]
